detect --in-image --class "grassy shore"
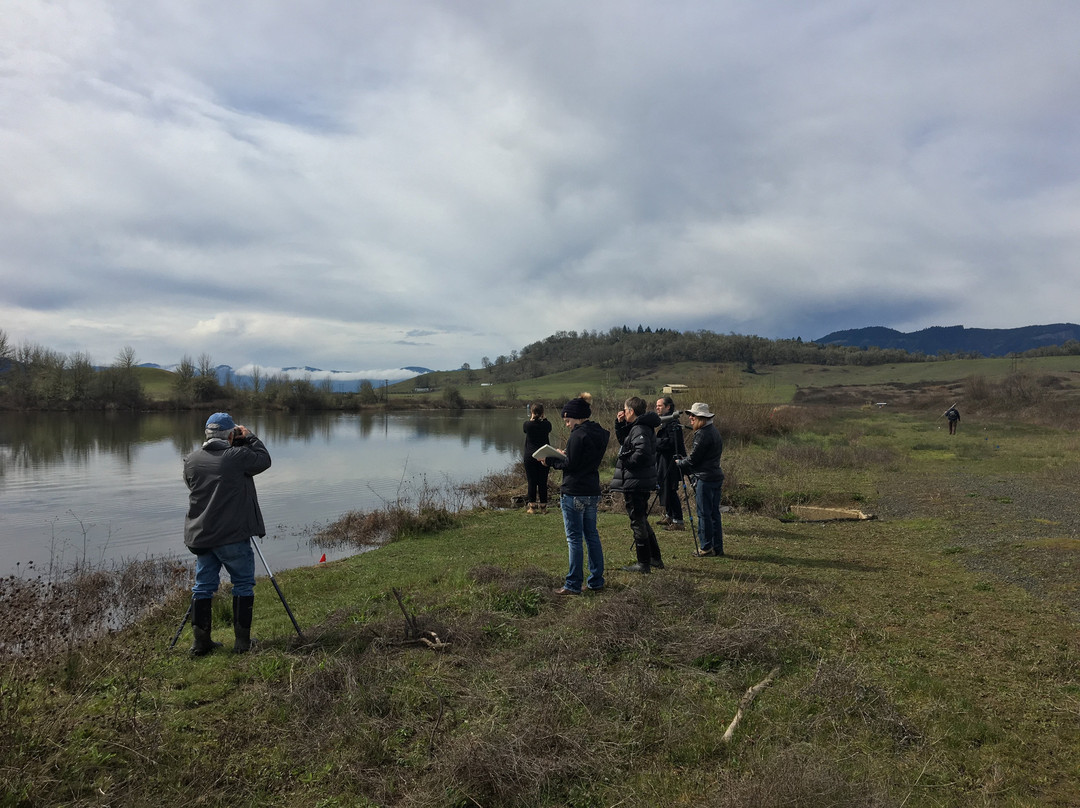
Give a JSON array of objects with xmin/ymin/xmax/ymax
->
[{"xmin": 3, "ymin": 404, "xmax": 1079, "ymax": 807}]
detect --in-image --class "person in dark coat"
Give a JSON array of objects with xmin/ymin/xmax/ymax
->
[
  {"xmin": 542, "ymin": 393, "xmax": 610, "ymax": 594},
  {"xmin": 611, "ymin": 397, "xmax": 664, "ymax": 573},
  {"xmin": 676, "ymin": 402, "xmax": 725, "ymax": 557},
  {"xmin": 654, "ymin": 396, "xmax": 686, "ymax": 531},
  {"xmin": 184, "ymin": 412, "xmax": 271, "ymax": 655},
  {"xmin": 945, "ymin": 406, "xmax": 961, "ymax": 435},
  {"xmin": 522, "ymin": 403, "xmax": 552, "ymax": 513}
]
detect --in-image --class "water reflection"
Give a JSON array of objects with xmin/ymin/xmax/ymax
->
[
  {"xmin": 0, "ymin": 409, "xmax": 527, "ymax": 577},
  {"xmin": 0, "ymin": 410, "xmax": 528, "ymax": 473}
]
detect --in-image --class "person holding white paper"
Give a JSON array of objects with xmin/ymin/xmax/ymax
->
[{"xmin": 542, "ymin": 393, "xmax": 610, "ymax": 594}]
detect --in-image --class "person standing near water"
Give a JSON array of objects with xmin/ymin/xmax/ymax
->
[
  {"xmin": 522, "ymin": 403, "xmax": 552, "ymax": 514},
  {"xmin": 184, "ymin": 412, "xmax": 271, "ymax": 655},
  {"xmin": 542, "ymin": 393, "xmax": 610, "ymax": 595}
]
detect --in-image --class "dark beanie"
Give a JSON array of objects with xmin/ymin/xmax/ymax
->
[{"xmin": 561, "ymin": 397, "xmax": 591, "ymax": 419}]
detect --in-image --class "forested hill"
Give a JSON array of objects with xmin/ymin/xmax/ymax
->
[
  {"xmin": 475, "ymin": 324, "xmax": 1080, "ymax": 384},
  {"xmin": 817, "ymin": 324, "xmax": 1080, "ymax": 357}
]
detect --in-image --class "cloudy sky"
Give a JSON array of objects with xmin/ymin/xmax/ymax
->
[{"xmin": 2, "ymin": 1, "xmax": 1078, "ymax": 374}]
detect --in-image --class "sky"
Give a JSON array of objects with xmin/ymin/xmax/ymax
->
[{"xmin": 2, "ymin": 1, "xmax": 1079, "ymax": 375}]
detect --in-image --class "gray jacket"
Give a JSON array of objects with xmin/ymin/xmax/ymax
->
[{"xmin": 184, "ymin": 435, "xmax": 271, "ymax": 551}]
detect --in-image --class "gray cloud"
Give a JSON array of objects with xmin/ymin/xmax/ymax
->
[{"xmin": 2, "ymin": 0, "xmax": 1078, "ymax": 370}]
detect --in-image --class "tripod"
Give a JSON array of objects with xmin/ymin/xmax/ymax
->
[
  {"xmin": 678, "ymin": 468, "xmax": 699, "ymax": 553},
  {"xmin": 169, "ymin": 536, "xmax": 306, "ymax": 649}
]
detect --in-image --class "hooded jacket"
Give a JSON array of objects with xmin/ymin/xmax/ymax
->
[
  {"xmin": 547, "ymin": 419, "xmax": 610, "ymax": 496},
  {"xmin": 184, "ymin": 435, "xmax": 271, "ymax": 551},
  {"xmin": 609, "ymin": 411, "xmax": 661, "ymax": 492}
]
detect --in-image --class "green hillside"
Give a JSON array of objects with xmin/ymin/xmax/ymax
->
[{"xmin": 389, "ymin": 355, "xmax": 1080, "ymax": 408}]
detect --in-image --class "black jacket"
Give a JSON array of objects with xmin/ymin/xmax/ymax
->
[
  {"xmin": 523, "ymin": 417, "xmax": 553, "ymax": 458},
  {"xmin": 547, "ymin": 420, "xmax": 610, "ymax": 496},
  {"xmin": 184, "ymin": 435, "xmax": 271, "ymax": 551},
  {"xmin": 655, "ymin": 413, "xmax": 686, "ymax": 485},
  {"xmin": 610, "ymin": 411, "xmax": 660, "ymax": 492},
  {"xmin": 677, "ymin": 422, "xmax": 724, "ymax": 483}
]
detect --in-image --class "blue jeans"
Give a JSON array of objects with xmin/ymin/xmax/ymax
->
[
  {"xmin": 694, "ymin": 478, "xmax": 724, "ymax": 554},
  {"xmin": 193, "ymin": 539, "xmax": 256, "ymax": 599},
  {"xmin": 560, "ymin": 494, "xmax": 604, "ymax": 592}
]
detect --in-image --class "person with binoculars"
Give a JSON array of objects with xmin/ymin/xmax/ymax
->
[
  {"xmin": 654, "ymin": 396, "xmax": 687, "ymax": 531},
  {"xmin": 183, "ymin": 412, "xmax": 271, "ymax": 655},
  {"xmin": 676, "ymin": 402, "xmax": 725, "ymax": 557},
  {"xmin": 611, "ymin": 396, "xmax": 665, "ymax": 573}
]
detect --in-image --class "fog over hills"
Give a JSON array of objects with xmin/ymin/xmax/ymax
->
[{"xmin": 138, "ymin": 363, "xmax": 435, "ymax": 393}]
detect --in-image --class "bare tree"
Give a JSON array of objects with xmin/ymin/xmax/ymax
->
[
  {"xmin": 197, "ymin": 353, "xmax": 215, "ymax": 377},
  {"xmin": 115, "ymin": 345, "xmax": 138, "ymax": 369}
]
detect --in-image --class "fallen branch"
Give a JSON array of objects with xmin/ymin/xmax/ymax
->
[
  {"xmin": 721, "ymin": 665, "xmax": 781, "ymax": 744},
  {"xmin": 389, "ymin": 588, "xmax": 450, "ymax": 651},
  {"xmin": 392, "ymin": 587, "xmax": 420, "ymax": 638}
]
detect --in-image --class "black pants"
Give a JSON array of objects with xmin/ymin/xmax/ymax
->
[
  {"xmin": 658, "ymin": 473, "xmax": 683, "ymax": 522},
  {"xmin": 524, "ymin": 457, "xmax": 549, "ymax": 504},
  {"xmin": 624, "ymin": 491, "xmax": 662, "ymax": 564}
]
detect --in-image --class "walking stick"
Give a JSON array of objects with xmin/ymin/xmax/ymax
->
[
  {"xmin": 168, "ymin": 596, "xmax": 193, "ymax": 650},
  {"xmin": 251, "ymin": 536, "xmax": 306, "ymax": 642}
]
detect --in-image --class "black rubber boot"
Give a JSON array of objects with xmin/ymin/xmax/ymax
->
[
  {"xmin": 631, "ymin": 517, "xmax": 652, "ymax": 566},
  {"xmin": 233, "ymin": 595, "xmax": 254, "ymax": 654},
  {"xmin": 189, "ymin": 597, "xmax": 222, "ymax": 657},
  {"xmin": 646, "ymin": 522, "xmax": 663, "ymax": 569},
  {"xmin": 621, "ymin": 561, "xmax": 651, "ymax": 574}
]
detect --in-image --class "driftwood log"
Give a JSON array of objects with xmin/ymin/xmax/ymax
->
[{"xmin": 721, "ymin": 665, "xmax": 781, "ymax": 744}]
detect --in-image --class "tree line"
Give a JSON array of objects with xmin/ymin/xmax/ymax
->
[
  {"xmin": 0, "ymin": 330, "xmax": 388, "ymax": 411},
  {"xmin": 465, "ymin": 325, "xmax": 1080, "ymax": 384},
  {"xmin": 5, "ymin": 325, "xmax": 1080, "ymax": 411}
]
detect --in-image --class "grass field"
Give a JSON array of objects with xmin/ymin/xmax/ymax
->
[
  {"xmin": 390, "ymin": 355, "xmax": 1080, "ymax": 409},
  {"xmin": 3, "ymin": 401, "xmax": 1078, "ymax": 807}
]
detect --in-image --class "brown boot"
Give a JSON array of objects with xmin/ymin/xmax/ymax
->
[{"xmin": 525, "ymin": 502, "xmax": 536, "ymax": 514}]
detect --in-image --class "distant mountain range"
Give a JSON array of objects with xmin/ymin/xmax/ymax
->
[
  {"xmin": 815, "ymin": 324, "xmax": 1080, "ymax": 357},
  {"xmin": 138, "ymin": 364, "xmax": 434, "ymax": 393}
]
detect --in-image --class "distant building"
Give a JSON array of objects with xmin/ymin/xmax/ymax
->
[{"xmin": 662, "ymin": 383, "xmax": 690, "ymax": 395}]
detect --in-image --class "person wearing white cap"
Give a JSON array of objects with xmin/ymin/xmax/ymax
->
[{"xmin": 676, "ymin": 403, "xmax": 725, "ymax": 557}]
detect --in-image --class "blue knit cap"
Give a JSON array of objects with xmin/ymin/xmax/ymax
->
[{"xmin": 205, "ymin": 412, "xmax": 236, "ymax": 431}]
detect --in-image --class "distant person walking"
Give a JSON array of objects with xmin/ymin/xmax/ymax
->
[
  {"xmin": 611, "ymin": 396, "xmax": 664, "ymax": 574},
  {"xmin": 184, "ymin": 412, "xmax": 271, "ymax": 656},
  {"xmin": 522, "ymin": 403, "xmax": 552, "ymax": 514},
  {"xmin": 654, "ymin": 396, "xmax": 687, "ymax": 531},
  {"xmin": 677, "ymin": 402, "xmax": 725, "ymax": 557},
  {"xmin": 945, "ymin": 405, "xmax": 961, "ymax": 435},
  {"xmin": 542, "ymin": 393, "xmax": 610, "ymax": 594}
]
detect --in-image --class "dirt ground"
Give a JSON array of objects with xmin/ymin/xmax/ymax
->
[{"xmin": 875, "ymin": 466, "xmax": 1080, "ymax": 622}]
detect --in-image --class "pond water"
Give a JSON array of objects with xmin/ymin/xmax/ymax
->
[{"xmin": 0, "ymin": 409, "xmax": 537, "ymax": 578}]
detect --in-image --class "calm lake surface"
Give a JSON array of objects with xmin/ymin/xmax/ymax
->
[{"xmin": 0, "ymin": 409, "xmax": 533, "ymax": 578}]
